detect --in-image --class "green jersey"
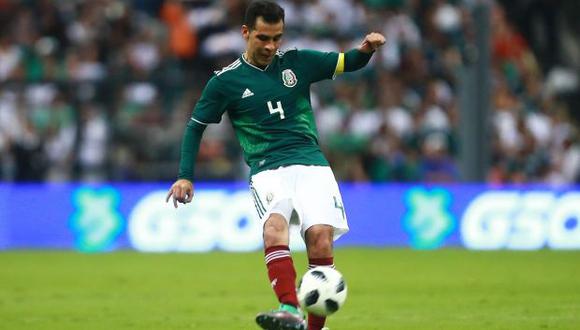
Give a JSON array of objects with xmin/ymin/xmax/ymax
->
[{"xmin": 191, "ymin": 49, "xmax": 344, "ymax": 176}]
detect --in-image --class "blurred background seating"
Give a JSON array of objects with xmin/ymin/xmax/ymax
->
[{"xmin": 0, "ymin": 0, "xmax": 578, "ymax": 184}]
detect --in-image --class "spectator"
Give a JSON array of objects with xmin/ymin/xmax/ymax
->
[{"xmin": 0, "ymin": 0, "xmax": 577, "ymax": 185}]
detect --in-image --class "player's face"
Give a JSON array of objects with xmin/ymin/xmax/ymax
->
[{"xmin": 242, "ymin": 17, "xmax": 283, "ymax": 68}]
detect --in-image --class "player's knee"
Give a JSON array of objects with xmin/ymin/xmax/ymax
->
[
  {"xmin": 263, "ymin": 224, "xmax": 284, "ymax": 240},
  {"xmin": 306, "ymin": 225, "xmax": 333, "ymax": 256},
  {"xmin": 263, "ymin": 215, "xmax": 288, "ymax": 247}
]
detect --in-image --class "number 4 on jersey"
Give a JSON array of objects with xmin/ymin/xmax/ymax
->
[{"xmin": 267, "ymin": 101, "xmax": 285, "ymax": 120}]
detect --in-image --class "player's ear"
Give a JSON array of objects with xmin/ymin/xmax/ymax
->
[{"xmin": 241, "ymin": 25, "xmax": 250, "ymax": 41}]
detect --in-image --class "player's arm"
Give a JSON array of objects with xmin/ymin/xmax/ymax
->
[
  {"xmin": 300, "ymin": 32, "xmax": 386, "ymax": 82},
  {"xmin": 336, "ymin": 32, "xmax": 386, "ymax": 74},
  {"xmin": 166, "ymin": 120, "xmax": 205, "ymax": 208},
  {"xmin": 166, "ymin": 77, "xmax": 227, "ymax": 208}
]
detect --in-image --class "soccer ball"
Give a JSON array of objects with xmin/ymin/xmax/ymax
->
[{"xmin": 297, "ymin": 267, "xmax": 348, "ymax": 316}]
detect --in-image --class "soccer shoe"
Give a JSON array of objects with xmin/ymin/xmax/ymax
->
[{"xmin": 256, "ymin": 304, "xmax": 306, "ymax": 330}]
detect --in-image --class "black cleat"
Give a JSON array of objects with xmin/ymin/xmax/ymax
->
[{"xmin": 256, "ymin": 304, "xmax": 306, "ymax": 330}]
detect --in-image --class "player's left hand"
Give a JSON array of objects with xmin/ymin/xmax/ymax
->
[{"xmin": 358, "ymin": 32, "xmax": 386, "ymax": 53}]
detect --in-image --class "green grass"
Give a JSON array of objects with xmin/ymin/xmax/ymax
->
[{"xmin": 1, "ymin": 249, "xmax": 579, "ymax": 329}]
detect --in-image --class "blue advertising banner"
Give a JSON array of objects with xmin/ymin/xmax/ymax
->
[{"xmin": 0, "ymin": 183, "xmax": 579, "ymax": 252}]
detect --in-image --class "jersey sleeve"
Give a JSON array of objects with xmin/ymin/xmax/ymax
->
[
  {"xmin": 297, "ymin": 49, "xmax": 341, "ymax": 83},
  {"xmin": 191, "ymin": 76, "xmax": 228, "ymax": 124}
]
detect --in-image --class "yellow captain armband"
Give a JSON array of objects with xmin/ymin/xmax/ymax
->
[{"xmin": 334, "ymin": 52, "xmax": 345, "ymax": 77}]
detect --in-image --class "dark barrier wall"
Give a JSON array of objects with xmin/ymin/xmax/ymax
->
[{"xmin": 0, "ymin": 183, "xmax": 579, "ymax": 252}]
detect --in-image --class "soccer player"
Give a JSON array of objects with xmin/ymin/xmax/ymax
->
[{"xmin": 166, "ymin": 1, "xmax": 385, "ymax": 329}]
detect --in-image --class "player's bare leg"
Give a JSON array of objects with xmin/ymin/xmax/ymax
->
[
  {"xmin": 305, "ymin": 225, "xmax": 335, "ymax": 330},
  {"xmin": 256, "ymin": 213, "xmax": 306, "ymax": 330}
]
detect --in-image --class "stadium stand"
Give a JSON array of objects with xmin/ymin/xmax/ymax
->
[{"xmin": 0, "ymin": 0, "xmax": 578, "ymax": 184}]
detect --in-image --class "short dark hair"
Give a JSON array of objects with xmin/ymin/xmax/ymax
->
[{"xmin": 244, "ymin": 0, "xmax": 285, "ymax": 29}]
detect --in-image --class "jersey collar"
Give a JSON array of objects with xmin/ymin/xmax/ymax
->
[{"xmin": 241, "ymin": 53, "xmax": 276, "ymax": 72}]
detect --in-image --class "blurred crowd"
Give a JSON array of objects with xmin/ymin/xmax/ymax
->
[{"xmin": 0, "ymin": 0, "xmax": 579, "ymax": 184}]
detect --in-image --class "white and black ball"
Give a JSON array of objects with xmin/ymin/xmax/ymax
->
[{"xmin": 297, "ymin": 267, "xmax": 348, "ymax": 316}]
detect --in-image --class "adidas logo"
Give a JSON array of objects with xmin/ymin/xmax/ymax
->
[{"xmin": 242, "ymin": 88, "xmax": 254, "ymax": 99}]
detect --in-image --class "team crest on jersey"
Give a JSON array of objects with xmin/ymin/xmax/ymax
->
[{"xmin": 281, "ymin": 69, "xmax": 297, "ymax": 88}]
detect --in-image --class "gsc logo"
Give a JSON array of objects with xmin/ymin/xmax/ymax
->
[
  {"xmin": 127, "ymin": 190, "xmax": 306, "ymax": 252},
  {"xmin": 461, "ymin": 191, "xmax": 580, "ymax": 250}
]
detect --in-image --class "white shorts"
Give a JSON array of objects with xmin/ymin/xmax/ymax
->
[{"xmin": 249, "ymin": 165, "xmax": 349, "ymax": 241}]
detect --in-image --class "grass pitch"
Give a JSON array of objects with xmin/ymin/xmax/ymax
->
[{"xmin": 1, "ymin": 248, "xmax": 579, "ymax": 330}]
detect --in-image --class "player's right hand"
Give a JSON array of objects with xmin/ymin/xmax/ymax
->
[{"xmin": 166, "ymin": 179, "xmax": 194, "ymax": 208}]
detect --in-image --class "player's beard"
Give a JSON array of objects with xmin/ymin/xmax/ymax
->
[
  {"xmin": 246, "ymin": 49, "xmax": 274, "ymax": 68},
  {"xmin": 259, "ymin": 50, "xmax": 275, "ymax": 65}
]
